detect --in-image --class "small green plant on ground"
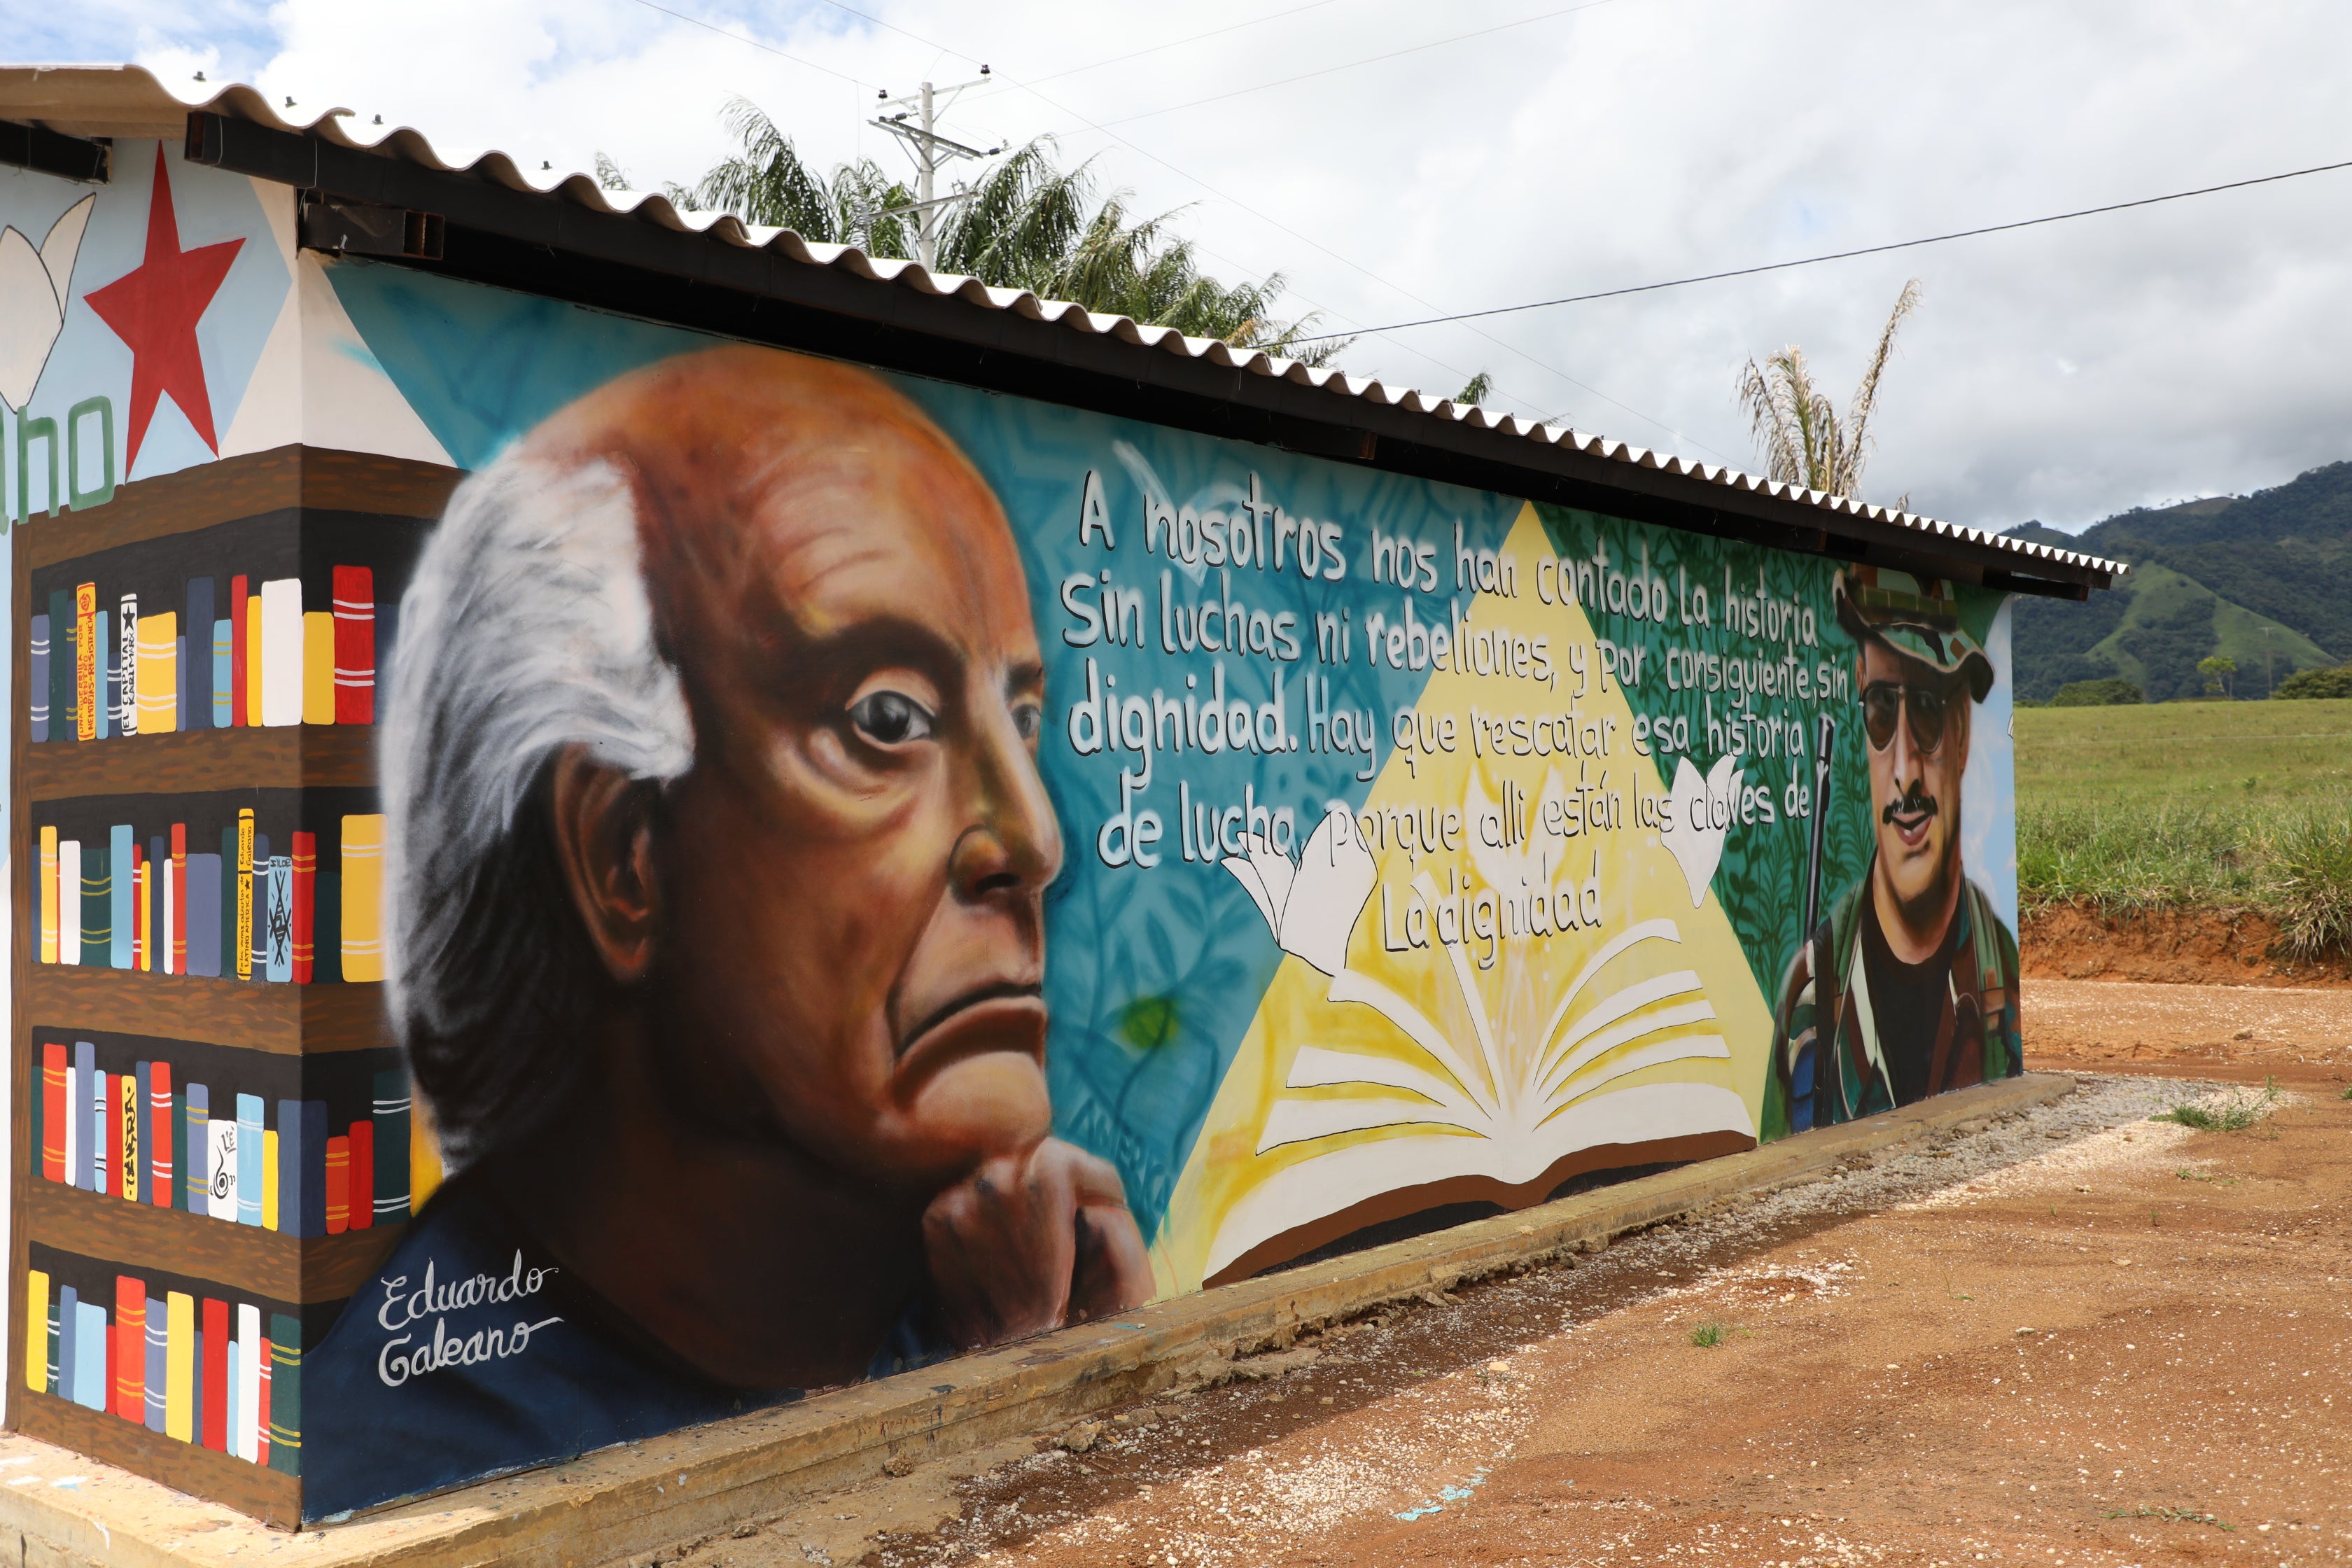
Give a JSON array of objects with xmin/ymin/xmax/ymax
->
[
  {"xmin": 1688, "ymin": 1322, "xmax": 1726, "ymax": 1348},
  {"xmin": 2152, "ymin": 1079, "xmax": 2280, "ymax": 1132},
  {"xmin": 2104, "ymin": 1506, "xmax": 2233, "ymax": 1530},
  {"xmin": 2340, "ymin": 1085, "xmax": 2352, "ymax": 1100}
]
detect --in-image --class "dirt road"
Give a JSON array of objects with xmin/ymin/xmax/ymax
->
[{"xmin": 678, "ymin": 993, "xmax": 2349, "ymax": 1568}]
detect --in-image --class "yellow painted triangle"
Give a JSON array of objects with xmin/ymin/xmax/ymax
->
[{"xmin": 1153, "ymin": 502, "xmax": 1773, "ymax": 1294}]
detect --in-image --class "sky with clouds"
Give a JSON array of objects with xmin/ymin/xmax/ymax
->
[{"xmin": 23, "ymin": 0, "xmax": 2352, "ymax": 532}]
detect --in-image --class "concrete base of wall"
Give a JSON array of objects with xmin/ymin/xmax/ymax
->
[{"xmin": 0, "ymin": 1072, "xmax": 2074, "ymax": 1567}]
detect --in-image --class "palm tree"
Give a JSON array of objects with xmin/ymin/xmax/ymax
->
[
  {"xmin": 638, "ymin": 101, "xmax": 1348, "ymax": 367},
  {"xmin": 1735, "ymin": 279, "xmax": 1921, "ymax": 504}
]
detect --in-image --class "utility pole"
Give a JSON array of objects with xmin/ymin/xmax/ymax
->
[{"xmin": 868, "ymin": 70, "xmax": 1002, "ymax": 269}]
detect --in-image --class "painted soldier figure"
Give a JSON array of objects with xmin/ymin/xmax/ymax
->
[{"xmin": 1765, "ymin": 567, "xmax": 2022, "ymax": 1135}]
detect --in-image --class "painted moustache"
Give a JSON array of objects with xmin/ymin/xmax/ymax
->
[{"xmin": 1882, "ymin": 781, "xmax": 1938, "ymax": 825}]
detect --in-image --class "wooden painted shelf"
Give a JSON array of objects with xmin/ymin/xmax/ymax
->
[
  {"xmin": 22, "ymin": 1180, "xmax": 403, "ymax": 1304},
  {"xmin": 26, "ymin": 723, "xmax": 377, "ymax": 799},
  {"xmin": 14, "ymin": 1390, "xmax": 299, "ymax": 1527},
  {"xmin": 21, "ymin": 967, "xmax": 391, "ymax": 1056}
]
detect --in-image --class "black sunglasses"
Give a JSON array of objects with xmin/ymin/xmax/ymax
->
[{"xmin": 1861, "ymin": 680, "xmax": 1960, "ymax": 754}]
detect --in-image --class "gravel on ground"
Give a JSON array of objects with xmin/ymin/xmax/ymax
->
[{"xmin": 656, "ymin": 1051, "xmax": 2348, "ymax": 1568}]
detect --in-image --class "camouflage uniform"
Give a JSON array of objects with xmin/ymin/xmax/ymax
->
[
  {"xmin": 1762, "ymin": 564, "xmax": 2021, "ymax": 1140},
  {"xmin": 1761, "ymin": 871, "xmax": 2021, "ymax": 1139}
]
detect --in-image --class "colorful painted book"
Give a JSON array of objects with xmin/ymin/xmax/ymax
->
[
  {"xmin": 110, "ymin": 823, "xmax": 134, "ymax": 968},
  {"xmin": 38, "ymin": 825, "xmax": 57, "ymax": 964},
  {"xmin": 176, "ymin": 629, "xmax": 188, "ymax": 733},
  {"xmin": 80, "ymin": 841, "xmax": 110, "ymax": 967},
  {"xmin": 144, "ymin": 1296, "xmax": 167, "ymax": 1432},
  {"xmin": 314, "ymin": 869, "xmax": 342, "ymax": 984},
  {"xmin": 132, "ymin": 1063, "xmax": 150, "ymax": 1199},
  {"xmin": 201, "ymin": 1298, "xmax": 229, "ymax": 1452},
  {"xmin": 148, "ymin": 1060, "xmax": 172, "ymax": 1205},
  {"xmin": 255, "ymin": 1334, "xmax": 272, "ymax": 1466},
  {"xmin": 74, "ymin": 1042, "xmax": 95, "ymax": 1193},
  {"xmin": 58, "ymin": 838, "xmax": 80, "ymax": 965},
  {"xmin": 45, "ymin": 1294, "xmax": 60, "ymax": 1399},
  {"xmin": 132, "ymin": 846, "xmax": 148, "ymax": 970},
  {"xmin": 119, "ymin": 1070, "xmax": 139, "ymax": 1204},
  {"xmin": 23, "ymin": 1271, "xmax": 46, "ymax": 1394},
  {"xmin": 237, "ymin": 1304, "xmax": 262, "ymax": 1462},
  {"xmin": 41, "ymin": 1044, "xmax": 65, "ymax": 1182},
  {"xmin": 29, "ymin": 613, "xmax": 48, "ymax": 741},
  {"xmin": 228, "ymin": 574, "xmax": 248, "ymax": 727},
  {"xmin": 236, "ymin": 1094, "xmax": 265, "ymax": 1226},
  {"xmin": 302, "ymin": 610, "xmax": 335, "ymax": 724},
  {"xmin": 260, "ymin": 578, "xmax": 302, "ymax": 727},
  {"xmin": 164, "ymin": 1292, "xmax": 194, "ymax": 1441},
  {"xmin": 171, "ymin": 1091, "xmax": 188, "ymax": 1212},
  {"xmin": 206, "ymin": 1112, "xmax": 238, "ymax": 1222},
  {"xmin": 170, "ymin": 823, "xmax": 188, "ymax": 975},
  {"xmin": 262, "ymin": 1128, "xmax": 280, "ymax": 1231},
  {"xmin": 74, "ymin": 582, "xmax": 94, "ymax": 741},
  {"xmin": 291, "ymin": 832, "xmax": 316, "ymax": 983},
  {"xmin": 116, "ymin": 594, "xmax": 137, "ymax": 735},
  {"xmin": 265, "ymin": 852, "xmax": 293, "ymax": 982},
  {"xmin": 183, "ymin": 1083, "xmax": 209, "ymax": 1212},
  {"xmin": 277, "ymin": 1098, "xmax": 307, "ymax": 1239},
  {"xmin": 267, "ymin": 1312, "xmax": 302, "ymax": 1476},
  {"xmin": 348, "ymin": 1120, "xmax": 374, "ymax": 1231},
  {"xmin": 64, "ymin": 1042, "xmax": 83, "ymax": 1191},
  {"xmin": 340, "ymin": 814, "xmax": 386, "ymax": 981},
  {"xmin": 373, "ymin": 1070, "xmax": 412, "ymax": 1224},
  {"xmin": 186, "ymin": 578, "xmax": 214, "ymax": 731},
  {"xmin": 300, "ymin": 1101, "xmax": 328, "ymax": 1239},
  {"xmin": 224, "ymin": 1336, "xmax": 240, "ymax": 1464},
  {"xmin": 93, "ymin": 607, "xmax": 111, "ymax": 739},
  {"xmin": 74, "ymin": 1297, "xmax": 107, "ymax": 1412},
  {"xmin": 187, "ymin": 852, "xmax": 221, "ymax": 978},
  {"xmin": 114, "ymin": 1277, "xmax": 145, "ymax": 1421},
  {"xmin": 333, "ymin": 565, "xmax": 374, "ymax": 724},
  {"xmin": 251, "ymin": 833, "xmax": 272, "ymax": 979},
  {"xmin": 101, "ymin": 1069, "xmax": 118, "ymax": 1198},
  {"xmin": 57, "ymin": 1286, "xmax": 77, "ymax": 1404},
  {"xmin": 234, "ymin": 811, "xmax": 255, "ymax": 981},
  {"xmin": 325, "ymin": 1135, "xmax": 350, "ymax": 1235},
  {"xmin": 135, "ymin": 607, "xmax": 177, "ymax": 734},
  {"xmin": 212, "ymin": 615, "xmax": 233, "ymax": 728}
]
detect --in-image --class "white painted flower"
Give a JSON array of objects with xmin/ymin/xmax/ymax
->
[{"xmin": 0, "ymin": 195, "xmax": 95, "ymax": 412}]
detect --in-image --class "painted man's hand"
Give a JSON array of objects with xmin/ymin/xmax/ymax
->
[{"xmin": 923, "ymin": 1138, "xmax": 1154, "ymax": 1352}]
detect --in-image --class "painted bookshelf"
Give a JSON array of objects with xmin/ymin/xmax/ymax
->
[{"xmin": 8, "ymin": 447, "xmax": 459, "ymax": 1527}]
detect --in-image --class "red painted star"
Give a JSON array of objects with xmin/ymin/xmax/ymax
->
[{"xmin": 83, "ymin": 146, "xmax": 245, "ymax": 469}]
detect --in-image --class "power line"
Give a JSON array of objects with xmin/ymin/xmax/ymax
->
[
  {"xmin": 636, "ymin": 0, "xmax": 1711, "ymax": 452},
  {"xmin": 1293, "ymin": 154, "xmax": 2352, "ymax": 340},
  {"xmin": 1015, "ymin": 1, "xmax": 1352, "ymax": 89},
  {"xmin": 625, "ymin": 0, "xmax": 870, "ymax": 88},
  {"xmin": 1094, "ymin": 0, "xmax": 1626, "ymax": 130}
]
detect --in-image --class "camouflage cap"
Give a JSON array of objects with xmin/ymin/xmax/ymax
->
[{"xmin": 1833, "ymin": 566, "xmax": 1994, "ymax": 701}]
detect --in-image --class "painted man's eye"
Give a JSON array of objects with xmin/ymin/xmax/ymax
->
[
  {"xmin": 1011, "ymin": 701, "xmax": 1042, "ymax": 742},
  {"xmin": 848, "ymin": 690, "xmax": 935, "ymax": 746}
]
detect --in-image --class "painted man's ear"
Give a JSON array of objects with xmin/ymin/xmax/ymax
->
[{"xmin": 548, "ymin": 743, "xmax": 663, "ymax": 984}]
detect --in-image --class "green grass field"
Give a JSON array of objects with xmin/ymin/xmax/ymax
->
[{"xmin": 2014, "ymin": 698, "xmax": 2352, "ymax": 955}]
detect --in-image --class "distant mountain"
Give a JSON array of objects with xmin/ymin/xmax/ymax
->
[{"xmin": 2004, "ymin": 461, "xmax": 2352, "ymax": 701}]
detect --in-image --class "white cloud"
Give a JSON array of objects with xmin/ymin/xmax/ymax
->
[{"xmin": 92, "ymin": 0, "xmax": 2352, "ymax": 531}]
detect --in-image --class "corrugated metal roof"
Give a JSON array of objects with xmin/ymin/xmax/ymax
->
[{"xmin": 3, "ymin": 64, "xmax": 2124, "ymax": 582}]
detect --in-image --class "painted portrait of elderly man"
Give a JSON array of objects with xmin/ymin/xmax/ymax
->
[
  {"xmin": 306, "ymin": 344, "xmax": 1152, "ymax": 1512},
  {"xmin": 1764, "ymin": 566, "xmax": 2022, "ymax": 1136}
]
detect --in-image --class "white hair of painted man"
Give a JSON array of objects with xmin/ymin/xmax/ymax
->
[{"xmin": 377, "ymin": 454, "xmax": 696, "ymax": 1170}]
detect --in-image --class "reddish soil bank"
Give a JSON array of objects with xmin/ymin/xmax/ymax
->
[
  {"xmin": 2024, "ymin": 977, "xmax": 2352, "ymax": 1089},
  {"xmin": 2020, "ymin": 905, "xmax": 2352, "ymax": 988}
]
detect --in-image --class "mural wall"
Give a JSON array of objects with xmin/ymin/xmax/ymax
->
[{"xmin": 3, "ymin": 144, "xmax": 2019, "ymax": 1520}]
